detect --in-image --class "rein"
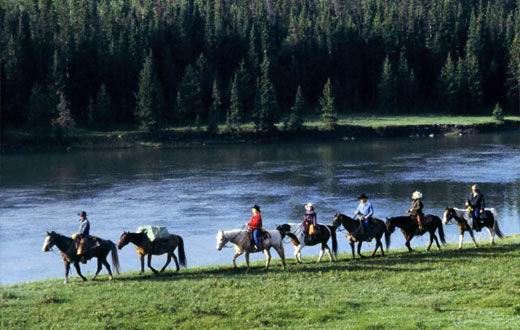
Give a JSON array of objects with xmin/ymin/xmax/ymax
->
[{"xmin": 222, "ymin": 226, "xmax": 247, "ymax": 248}]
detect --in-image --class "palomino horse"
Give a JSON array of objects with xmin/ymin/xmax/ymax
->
[
  {"xmin": 117, "ymin": 232, "xmax": 186, "ymax": 274},
  {"xmin": 386, "ymin": 215, "xmax": 446, "ymax": 252},
  {"xmin": 332, "ymin": 214, "xmax": 390, "ymax": 259},
  {"xmin": 216, "ymin": 229, "xmax": 286, "ymax": 271},
  {"xmin": 276, "ymin": 223, "xmax": 337, "ymax": 263},
  {"xmin": 443, "ymin": 207, "xmax": 503, "ymax": 248},
  {"xmin": 42, "ymin": 231, "xmax": 120, "ymax": 284}
]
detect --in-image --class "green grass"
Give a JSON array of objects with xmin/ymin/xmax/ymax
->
[{"xmin": 2, "ymin": 236, "xmax": 520, "ymax": 329}]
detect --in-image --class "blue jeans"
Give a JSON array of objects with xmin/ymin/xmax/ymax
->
[
  {"xmin": 362, "ymin": 218, "xmax": 371, "ymax": 236},
  {"xmin": 472, "ymin": 209, "xmax": 481, "ymax": 220},
  {"xmin": 252, "ymin": 229, "xmax": 262, "ymax": 249}
]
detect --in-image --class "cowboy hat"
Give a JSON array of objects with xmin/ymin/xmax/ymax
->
[
  {"xmin": 412, "ymin": 191, "xmax": 423, "ymax": 199},
  {"xmin": 78, "ymin": 211, "xmax": 87, "ymax": 217},
  {"xmin": 305, "ymin": 202, "xmax": 314, "ymax": 210},
  {"xmin": 358, "ymin": 193, "xmax": 368, "ymax": 200},
  {"xmin": 252, "ymin": 205, "xmax": 261, "ymax": 212}
]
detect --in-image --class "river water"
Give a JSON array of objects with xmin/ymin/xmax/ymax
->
[{"xmin": 1, "ymin": 132, "xmax": 519, "ymax": 284}]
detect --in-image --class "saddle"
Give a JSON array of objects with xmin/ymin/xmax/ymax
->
[
  {"xmin": 76, "ymin": 236, "xmax": 100, "ymax": 255},
  {"xmin": 150, "ymin": 237, "xmax": 171, "ymax": 254}
]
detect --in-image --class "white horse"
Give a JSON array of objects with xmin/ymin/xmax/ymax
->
[
  {"xmin": 216, "ymin": 229, "xmax": 286, "ymax": 271},
  {"xmin": 275, "ymin": 223, "xmax": 337, "ymax": 264},
  {"xmin": 442, "ymin": 207, "xmax": 503, "ymax": 249}
]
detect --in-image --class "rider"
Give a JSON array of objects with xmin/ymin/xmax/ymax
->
[
  {"xmin": 466, "ymin": 184, "xmax": 485, "ymax": 231},
  {"xmin": 354, "ymin": 193, "xmax": 374, "ymax": 238},
  {"xmin": 72, "ymin": 211, "xmax": 90, "ymax": 263},
  {"xmin": 409, "ymin": 191, "xmax": 424, "ymax": 232},
  {"xmin": 302, "ymin": 203, "xmax": 317, "ymax": 239},
  {"xmin": 248, "ymin": 205, "xmax": 263, "ymax": 251}
]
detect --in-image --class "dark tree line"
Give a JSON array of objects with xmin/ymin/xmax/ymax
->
[{"xmin": 1, "ymin": 0, "xmax": 520, "ymax": 134}]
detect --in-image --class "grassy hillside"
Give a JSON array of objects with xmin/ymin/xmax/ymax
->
[{"xmin": 2, "ymin": 236, "xmax": 520, "ymax": 329}]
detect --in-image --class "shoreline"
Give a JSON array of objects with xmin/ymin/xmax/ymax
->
[{"xmin": 3, "ymin": 117, "xmax": 520, "ymax": 153}]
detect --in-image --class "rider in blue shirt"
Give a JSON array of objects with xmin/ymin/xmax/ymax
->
[{"xmin": 354, "ymin": 193, "xmax": 374, "ymax": 237}]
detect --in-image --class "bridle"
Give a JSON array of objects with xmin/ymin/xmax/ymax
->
[{"xmin": 220, "ymin": 226, "xmax": 247, "ymax": 249}]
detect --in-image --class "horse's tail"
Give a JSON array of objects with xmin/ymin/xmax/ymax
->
[
  {"xmin": 490, "ymin": 209, "xmax": 504, "ymax": 238},
  {"xmin": 436, "ymin": 217, "xmax": 447, "ymax": 244},
  {"xmin": 110, "ymin": 242, "xmax": 121, "ymax": 274},
  {"xmin": 176, "ymin": 235, "xmax": 187, "ymax": 268},
  {"xmin": 384, "ymin": 226, "xmax": 391, "ymax": 251},
  {"xmin": 328, "ymin": 225, "xmax": 338, "ymax": 257}
]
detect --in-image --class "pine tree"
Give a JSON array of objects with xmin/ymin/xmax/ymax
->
[
  {"xmin": 464, "ymin": 41, "xmax": 482, "ymax": 110},
  {"xmin": 438, "ymin": 53, "xmax": 458, "ymax": 112},
  {"xmin": 320, "ymin": 78, "xmax": 337, "ymax": 130},
  {"xmin": 492, "ymin": 102, "xmax": 504, "ymax": 121},
  {"xmin": 135, "ymin": 51, "xmax": 163, "ymax": 134},
  {"xmin": 509, "ymin": 31, "xmax": 520, "ymax": 113},
  {"xmin": 52, "ymin": 91, "xmax": 75, "ymax": 137},
  {"xmin": 377, "ymin": 56, "xmax": 396, "ymax": 112},
  {"xmin": 27, "ymin": 83, "xmax": 55, "ymax": 134},
  {"xmin": 258, "ymin": 52, "xmax": 278, "ymax": 132},
  {"xmin": 227, "ymin": 75, "xmax": 241, "ymax": 132},
  {"xmin": 207, "ymin": 80, "xmax": 221, "ymax": 135},
  {"xmin": 287, "ymin": 85, "xmax": 305, "ymax": 131},
  {"xmin": 176, "ymin": 64, "xmax": 202, "ymax": 116},
  {"xmin": 95, "ymin": 84, "xmax": 111, "ymax": 130}
]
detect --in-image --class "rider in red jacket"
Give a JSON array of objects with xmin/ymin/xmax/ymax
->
[{"xmin": 248, "ymin": 205, "xmax": 263, "ymax": 250}]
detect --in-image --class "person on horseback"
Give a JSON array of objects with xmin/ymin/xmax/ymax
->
[
  {"xmin": 466, "ymin": 184, "xmax": 485, "ymax": 231},
  {"xmin": 248, "ymin": 205, "xmax": 263, "ymax": 251},
  {"xmin": 354, "ymin": 193, "xmax": 374, "ymax": 238},
  {"xmin": 409, "ymin": 191, "xmax": 424, "ymax": 232},
  {"xmin": 302, "ymin": 203, "xmax": 318, "ymax": 239},
  {"xmin": 72, "ymin": 211, "xmax": 90, "ymax": 263}
]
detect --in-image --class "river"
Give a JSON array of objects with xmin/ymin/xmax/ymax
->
[{"xmin": 1, "ymin": 132, "xmax": 519, "ymax": 284}]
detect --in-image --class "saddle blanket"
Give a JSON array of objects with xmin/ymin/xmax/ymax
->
[{"xmin": 136, "ymin": 226, "xmax": 170, "ymax": 242}]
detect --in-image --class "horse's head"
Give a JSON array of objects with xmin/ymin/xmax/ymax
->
[
  {"xmin": 117, "ymin": 231, "xmax": 130, "ymax": 250},
  {"xmin": 332, "ymin": 213, "xmax": 342, "ymax": 227},
  {"xmin": 216, "ymin": 230, "xmax": 227, "ymax": 251},
  {"xmin": 42, "ymin": 231, "xmax": 57, "ymax": 252},
  {"xmin": 443, "ymin": 207, "xmax": 455, "ymax": 225},
  {"xmin": 276, "ymin": 224, "xmax": 291, "ymax": 234},
  {"xmin": 385, "ymin": 217, "xmax": 396, "ymax": 233}
]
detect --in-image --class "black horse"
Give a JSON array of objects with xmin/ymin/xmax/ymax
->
[
  {"xmin": 276, "ymin": 223, "xmax": 338, "ymax": 263},
  {"xmin": 386, "ymin": 215, "xmax": 446, "ymax": 252},
  {"xmin": 332, "ymin": 214, "xmax": 390, "ymax": 259},
  {"xmin": 443, "ymin": 207, "xmax": 503, "ymax": 248},
  {"xmin": 42, "ymin": 231, "xmax": 120, "ymax": 283}
]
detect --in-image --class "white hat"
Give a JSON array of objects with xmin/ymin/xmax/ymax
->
[
  {"xmin": 412, "ymin": 191, "xmax": 423, "ymax": 199},
  {"xmin": 305, "ymin": 202, "xmax": 314, "ymax": 210}
]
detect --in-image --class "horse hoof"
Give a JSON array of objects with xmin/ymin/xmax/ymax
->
[
  {"xmin": 63, "ymin": 280, "xmax": 68, "ymax": 284},
  {"xmin": 109, "ymin": 276, "xmax": 113, "ymax": 281}
]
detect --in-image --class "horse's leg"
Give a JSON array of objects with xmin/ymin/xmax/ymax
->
[
  {"xmin": 101, "ymin": 258, "xmax": 113, "ymax": 280},
  {"xmin": 93, "ymin": 258, "xmax": 103, "ymax": 280},
  {"xmin": 296, "ymin": 244, "xmax": 303, "ymax": 264},
  {"xmin": 139, "ymin": 254, "xmax": 145, "ymax": 274},
  {"xmin": 405, "ymin": 234, "xmax": 415, "ymax": 252},
  {"xmin": 147, "ymin": 254, "xmax": 158, "ymax": 274},
  {"xmin": 73, "ymin": 262, "xmax": 87, "ymax": 281},
  {"xmin": 172, "ymin": 253, "xmax": 180, "ymax": 272},
  {"xmin": 357, "ymin": 242, "xmax": 365, "ymax": 258},
  {"xmin": 350, "ymin": 242, "xmax": 355, "ymax": 259},
  {"xmin": 160, "ymin": 253, "xmax": 172, "ymax": 273},
  {"xmin": 468, "ymin": 229, "xmax": 478, "ymax": 248},
  {"xmin": 317, "ymin": 245, "xmax": 325, "ymax": 263},
  {"xmin": 324, "ymin": 243, "xmax": 334, "ymax": 262},
  {"xmin": 245, "ymin": 252, "xmax": 250, "ymax": 272},
  {"xmin": 487, "ymin": 227, "xmax": 494, "ymax": 245},
  {"xmin": 232, "ymin": 251, "xmax": 243, "ymax": 270},
  {"xmin": 64, "ymin": 262, "xmax": 70, "ymax": 284},
  {"xmin": 378, "ymin": 239, "xmax": 385, "ymax": 257},
  {"xmin": 433, "ymin": 234, "xmax": 441, "ymax": 250},
  {"xmin": 370, "ymin": 240, "xmax": 379, "ymax": 257},
  {"xmin": 273, "ymin": 244, "xmax": 286, "ymax": 270},
  {"xmin": 264, "ymin": 249, "xmax": 272, "ymax": 270},
  {"xmin": 427, "ymin": 232, "xmax": 434, "ymax": 252}
]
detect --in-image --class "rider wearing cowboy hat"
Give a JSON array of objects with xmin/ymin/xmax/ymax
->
[
  {"xmin": 247, "ymin": 205, "xmax": 263, "ymax": 251},
  {"xmin": 409, "ymin": 191, "xmax": 424, "ymax": 231},
  {"xmin": 466, "ymin": 184, "xmax": 485, "ymax": 231},
  {"xmin": 72, "ymin": 211, "xmax": 90, "ymax": 263},
  {"xmin": 302, "ymin": 203, "xmax": 318, "ymax": 239},
  {"xmin": 354, "ymin": 193, "xmax": 374, "ymax": 238}
]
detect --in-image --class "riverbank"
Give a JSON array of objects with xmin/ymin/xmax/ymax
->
[
  {"xmin": 3, "ymin": 115, "xmax": 520, "ymax": 153},
  {"xmin": 2, "ymin": 236, "xmax": 520, "ymax": 329}
]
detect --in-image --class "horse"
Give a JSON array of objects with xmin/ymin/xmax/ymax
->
[
  {"xmin": 385, "ymin": 215, "xmax": 446, "ymax": 252},
  {"xmin": 216, "ymin": 228, "xmax": 286, "ymax": 271},
  {"xmin": 117, "ymin": 231, "xmax": 186, "ymax": 275},
  {"xmin": 42, "ymin": 231, "xmax": 120, "ymax": 284},
  {"xmin": 443, "ymin": 207, "xmax": 503, "ymax": 248},
  {"xmin": 332, "ymin": 214, "xmax": 390, "ymax": 259},
  {"xmin": 276, "ymin": 223, "xmax": 337, "ymax": 264}
]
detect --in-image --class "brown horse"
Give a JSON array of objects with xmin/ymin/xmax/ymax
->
[
  {"xmin": 117, "ymin": 232, "xmax": 186, "ymax": 274},
  {"xmin": 386, "ymin": 215, "xmax": 446, "ymax": 252},
  {"xmin": 42, "ymin": 231, "xmax": 120, "ymax": 284}
]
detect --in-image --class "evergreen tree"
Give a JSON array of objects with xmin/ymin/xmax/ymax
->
[
  {"xmin": 464, "ymin": 41, "xmax": 482, "ymax": 110},
  {"xmin": 320, "ymin": 78, "xmax": 337, "ymax": 130},
  {"xmin": 287, "ymin": 85, "xmax": 305, "ymax": 131},
  {"xmin": 176, "ymin": 64, "xmax": 202, "ymax": 117},
  {"xmin": 258, "ymin": 52, "xmax": 278, "ymax": 132},
  {"xmin": 438, "ymin": 53, "xmax": 458, "ymax": 112},
  {"xmin": 27, "ymin": 83, "xmax": 55, "ymax": 134},
  {"xmin": 377, "ymin": 56, "xmax": 396, "ymax": 112},
  {"xmin": 227, "ymin": 75, "xmax": 241, "ymax": 132},
  {"xmin": 492, "ymin": 102, "xmax": 504, "ymax": 121},
  {"xmin": 509, "ymin": 31, "xmax": 520, "ymax": 113},
  {"xmin": 52, "ymin": 91, "xmax": 75, "ymax": 137},
  {"xmin": 207, "ymin": 80, "xmax": 221, "ymax": 135},
  {"xmin": 135, "ymin": 51, "xmax": 163, "ymax": 134}
]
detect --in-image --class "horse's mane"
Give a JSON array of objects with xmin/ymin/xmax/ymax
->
[
  {"xmin": 49, "ymin": 231, "xmax": 72, "ymax": 241},
  {"xmin": 386, "ymin": 216, "xmax": 411, "ymax": 224}
]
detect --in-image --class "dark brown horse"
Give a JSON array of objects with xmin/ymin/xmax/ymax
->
[
  {"xmin": 332, "ymin": 214, "xmax": 390, "ymax": 259},
  {"xmin": 117, "ymin": 232, "xmax": 186, "ymax": 274},
  {"xmin": 42, "ymin": 231, "xmax": 120, "ymax": 284},
  {"xmin": 443, "ymin": 207, "xmax": 503, "ymax": 249},
  {"xmin": 385, "ymin": 215, "xmax": 446, "ymax": 252}
]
